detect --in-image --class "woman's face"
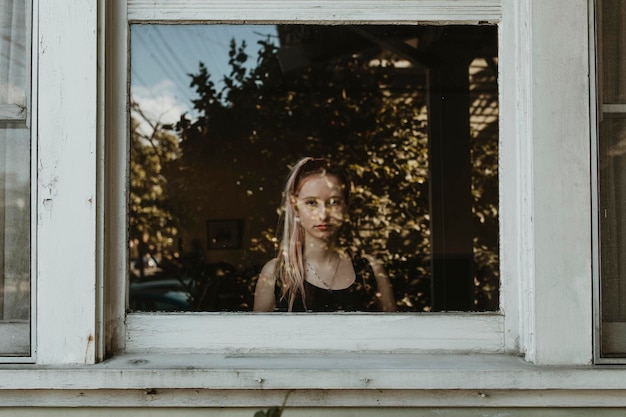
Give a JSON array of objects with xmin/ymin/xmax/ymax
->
[{"xmin": 295, "ymin": 173, "xmax": 346, "ymax": 242}]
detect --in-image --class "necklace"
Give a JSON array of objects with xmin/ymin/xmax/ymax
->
[{"xmin": 305, "ymin": 257, "xmax": 341, "ymax": 291}]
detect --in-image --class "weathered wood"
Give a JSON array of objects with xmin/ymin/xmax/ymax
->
[
  {"xmin": 128, "ymin": 0, "xmax": 502, "ymax": 23},
  {"xmin": 4, "ymin": 388, "xmax": 626, "ymax": 409},
  {"xmin": 125, "ymin": 312, "xmax": 505, "ymax": 353},
  {"xmin": 2, "ymin": 353, "xmax": 626, "ymax": 408},
  {"xmin": 528, "ymin": 0, "xmax": 592, "ymax": 365},
  {"xmin": 36, "ymin": 0, "xmax": 99, "ymax": 364}
]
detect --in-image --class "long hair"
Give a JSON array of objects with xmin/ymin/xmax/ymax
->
[{"xmin": 276, "ymin": 157, "xmax": 349, "ymax": 311}]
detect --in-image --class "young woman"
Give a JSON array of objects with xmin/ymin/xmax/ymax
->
[{"xmin": 253, "ymin": 157, "xmax": 396, "ymax": 312}]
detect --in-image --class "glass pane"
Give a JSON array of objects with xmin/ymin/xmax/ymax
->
[
  {"xmin": 598, "ymin": 0, "xmax": 626, "ymax": 357},
  {"xmin": 129, "ymin": 24, "xmax": 499, "ymax": 313},
  {"xmin": 600, "ymin": 117, "xmax": 626, "ymax": 323},
  {"xmin": 0, "ymin": 0, "xmax": 31, "ymax": 356},
  {"xmin": 599, "ymin": 115, "xmax": 626, "ymax": 356},
  {"xmin": 600, "ymin": 0, "xmax": 626, "ymax": 104}
]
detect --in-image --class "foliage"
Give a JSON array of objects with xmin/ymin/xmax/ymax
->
[
  {"xmin": 129, "ymin": 102, "xmax": 182, "ymax": 277},
  {"xmin": 469, "ymin": 59, "xmax": 500, "ymax": 310},
  {"xmin": 253, "ymin": 391, "xmax": 292, "ymax": 417},
  {"xmin": 131, "ymin": 26, "xmax": 500, "ymax": 311},
  {"xmin": 171, "ymin": 34, "xmax": 436, "ymax": 310}
]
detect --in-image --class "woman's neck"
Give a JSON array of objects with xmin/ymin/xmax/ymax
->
[{"xmin": 303, "ymin": 237, "xmax": 340, "ymax": 263}]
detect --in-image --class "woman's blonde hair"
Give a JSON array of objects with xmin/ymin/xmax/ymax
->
[{"xmin": 276, "ymin": 157, "xmax": 349, "ymax": 311}]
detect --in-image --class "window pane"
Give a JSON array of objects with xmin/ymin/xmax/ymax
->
[
  {"xmin": 129, "ymin": 24, "xmax": 499, "ymax": 313},
  {"xmin": 0, "ymin": 0, "xmax": 31, "ymax": 356},
  {"xmin": 600, "ymin": 117, "xmax": 626, "ymax": 322},
  {"xmin": 598, "ymin": 0, "xmax": 626, "ymax": 357},
  {"xmin": 600, "ymin": 0, "xmax": 626, "ymax": 104}
]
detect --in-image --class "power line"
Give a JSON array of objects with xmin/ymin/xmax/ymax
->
[{"xmin": 138, "ymin": 26, "xmax": 195, "ymax": 104}]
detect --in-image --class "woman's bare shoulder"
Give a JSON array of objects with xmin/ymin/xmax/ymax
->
[
  {"xmin": 260, "ymin": 258, "xmax": 279, "ymax": 277},
  {"xmin": 254, "ymin": 258, "xmax": 280, "ymax": 312}
]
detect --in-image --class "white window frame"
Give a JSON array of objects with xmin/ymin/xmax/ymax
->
[
  {"xmin": 99, "ymin": 0, "xmax": 592, "ymax": 365},
  {"xmin": 25, "ymin": 0, "xmax": 594, "ymax": 367},
  {"xmin": 109, "ymin": 0, "xmax": 511, "ymax": 357},
  {"xmin": 30, "ymin": 0, "xmax": 100, "ymax": 365}
]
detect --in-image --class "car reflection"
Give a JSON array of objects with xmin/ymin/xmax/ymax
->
[
  {"xmin": 129, "ymin": 279, "xmax": 194, "ymax": 312},
  {"xmin": 129, "ymin": 262, "xmax": 257, "ymax": 312}
]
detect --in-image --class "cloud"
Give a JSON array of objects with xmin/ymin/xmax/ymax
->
[{"xmin": 131, "ymin": 79, "xmax": 191, "ymax": 136}]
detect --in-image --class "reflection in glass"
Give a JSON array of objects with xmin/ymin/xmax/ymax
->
[
  {"xmin": 600, "ymin": 0, "xmax": 626, "ymax": 104},
  {"xmin": 129, "ymin": 24, "xmax": 499, "ymax": 313},
  {"xmin": 599, "ymin": 118, "xmax": 626, "ymax": 323},
  {"xmin": 597, "ymin": 0, "xmax": 626, "ymax": 357},
  {"xmin": 0, "ymin": 0, "xmax": 31, "ymax": 355}
]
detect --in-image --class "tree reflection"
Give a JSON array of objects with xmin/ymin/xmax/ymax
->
[{"xmin": 129, "ymin": 25, "xmax": 499, "ymax": 312}]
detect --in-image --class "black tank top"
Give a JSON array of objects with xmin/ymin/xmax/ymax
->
[{"xmin": 275, "ymin": 255, "xmax": 378, "ymax": 312}]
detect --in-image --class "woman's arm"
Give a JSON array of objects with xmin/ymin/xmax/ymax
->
[
  {"xmin": 363, "ymin": 254, "xmax": 397, "ymax": 312},
  {"xmin": 253, "ymin": 259, "xmax": 278, "ymax": 312}
]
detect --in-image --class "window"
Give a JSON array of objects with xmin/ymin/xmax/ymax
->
[
  {"xmin": 0, "ymin": 0, "xmax": 590, "ymax": 371},
  {"xmin": 0, "ymin": 0, "xmax": 33, "ymax": 359},
  {"xmin": 108, "ymin": 0, "xmax": 516, "ymax": 355},
  {"xmin": 596, "ymin": 0, "xmax": 626, "ymax": 360},
  {"xmin": 90, "ymin": 0, "xmax": 594, "ymax": 365},
  {"xmin": 128, "ymin": 23, "xmax": 500, "ymax": 314}
]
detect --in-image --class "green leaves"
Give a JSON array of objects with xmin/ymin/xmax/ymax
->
[
  {"xmin": 254, "ymin": 406, "xmax": 283, "ymax": 417},
  {"xmin": 253, "ymin": 390, "xmax": 293, "ymax": 417},
  {"xmin": 129, "ymin": 108, "xmax": 182, "ymax": 263},
  {"xmin": 131, "ymin": 26, "xmax": 500, "ymax": 311}
]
